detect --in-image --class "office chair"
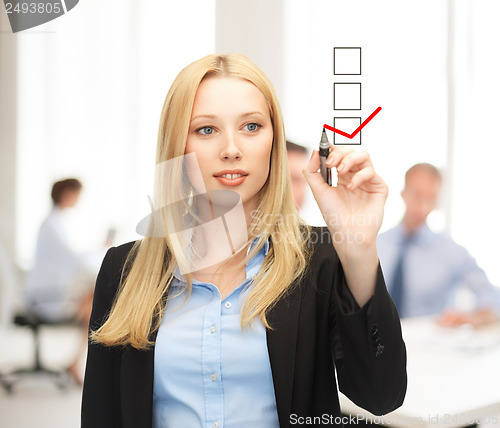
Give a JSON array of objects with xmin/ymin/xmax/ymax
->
[{"xmin": 0, "ymin": 311, "xmax": 80, "ymax": 394}]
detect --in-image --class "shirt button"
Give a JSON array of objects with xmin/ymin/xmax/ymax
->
[
  {"xmin": 210, "ymin": 325, "xmax": 216, "ymax": 333},
  {"xmin": 252, "ymin": 274, "xmax": 256, "ymax": 280},
  {"xmin": 210, "ymin": 373, "xmax": 217, "ymax": 381},
  {"xmin": 224, "ymin": 301, "xmax": 231, "ymax": 309},
  {"xmin": 213, "ymin": 422, "xmax": 219, "ymax": 428}
]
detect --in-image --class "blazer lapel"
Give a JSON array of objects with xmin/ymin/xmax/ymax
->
[{"xmin": 266, "ymin": 283, "xmax": 302, "ymax": 428}]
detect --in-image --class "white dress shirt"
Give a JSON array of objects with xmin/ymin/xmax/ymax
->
[{"xmin": 24, "ymin": 207, "xmax": 96, "ymax": 321}]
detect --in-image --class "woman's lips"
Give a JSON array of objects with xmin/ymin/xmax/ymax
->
[{"xmin": 214, "ymin": 175, "xmax": 247, "ymax": 186}]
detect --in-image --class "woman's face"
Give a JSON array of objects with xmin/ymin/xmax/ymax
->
[{"xmin": 185, "ymin": 77, "xmax": 274, "ymax": 212}]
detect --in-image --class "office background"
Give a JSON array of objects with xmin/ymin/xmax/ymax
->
[{"xmin": 1, "ymin": 1, "xmax": 500, "ymax": 426}]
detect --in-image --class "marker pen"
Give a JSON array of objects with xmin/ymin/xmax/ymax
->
[{"xmin": 319, "ymin": 128, "xmax": 332, "ymax": 186}]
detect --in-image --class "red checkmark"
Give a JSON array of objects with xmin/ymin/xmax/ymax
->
[{"xmin": 324, "ymin": 106, "xmax": 382, "ymax": 139}]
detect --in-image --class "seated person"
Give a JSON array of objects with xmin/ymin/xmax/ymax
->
[
  {"xmin": 377, "ymin": 163, "xmax": 500, "ymax": 327},
  {"xmin": 24, "ymin": 178, "xmax": 99, "ymax": 384}
]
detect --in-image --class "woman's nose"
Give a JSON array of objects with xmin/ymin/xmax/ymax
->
[{"xmin": 220, "ymin": 132, "xmax": 242, "ymax": 160}]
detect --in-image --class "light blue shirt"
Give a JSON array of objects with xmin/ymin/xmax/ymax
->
[
  {"xmin": 377, "ymin": 222, "xmax": 500, "ymax": 318},
  {"xmin": 153, "ymin": 236, "xmax": 279, "ymax": 428}
]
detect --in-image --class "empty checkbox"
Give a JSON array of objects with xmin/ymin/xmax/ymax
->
[
  {"xmin": 334, "ymin": 83, "xmax": 361, "ymax": 110},
  {"xmin": 334, "ymin": 47, "xmax": 361, "ymax": 75},
  {"xmin": 333, "ymin": 117, "xmax": 361, "ymax": 145}
]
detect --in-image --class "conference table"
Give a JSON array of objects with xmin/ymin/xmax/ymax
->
[{"xmin": 340, "ymin": 316, "xmax": 500, "ymax": 427}]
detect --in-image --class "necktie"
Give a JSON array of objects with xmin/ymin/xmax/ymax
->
[{"xmin": 390, "ymin": 236, "xmax": 412, "ymax": 317}]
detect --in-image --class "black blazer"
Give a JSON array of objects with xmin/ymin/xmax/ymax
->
[{"xmin": 81, "ymin": 226, "xmax": 407, "ymax": 427}]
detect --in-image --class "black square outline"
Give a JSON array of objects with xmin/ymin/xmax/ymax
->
[
  {"xmin": 334, "ymin": 47, "xmax": 361, "ymax": 75},
  {"xmin": 333, "ymin": 83, "xmax": 361, "ymax": 111},
  {"xmin": 333, "ymin": 117, "xmax": 362, "ymax": 145}
]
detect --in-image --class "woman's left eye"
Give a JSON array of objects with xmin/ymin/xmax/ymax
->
[
  {"xmin": 243, "ymin": 123, "xmax": 262, "ymax": 132},
  {"xmin": 196, "ymin": 126, "xmax": 215, "ymax": 135}
]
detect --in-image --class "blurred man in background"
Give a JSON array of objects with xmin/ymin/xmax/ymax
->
[
  {"xmin": 378, "ymin": 163, "xmax": 500, "ymax": 327},
  {"xmin": 24, "ymin": 179, "xmax": 96, "ymax": 384},
  {"xmin": 286, "ymin": 140, "xmax": 309, "ymax": 212}
]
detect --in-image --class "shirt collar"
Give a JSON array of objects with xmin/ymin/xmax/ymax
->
[
  {"xmin": 397, "ymin": 221, "xmax": 432, "ymax": 244},
  {"xmin": 246, "ymin": 234, "xmax": 270, "ymax": 257}
]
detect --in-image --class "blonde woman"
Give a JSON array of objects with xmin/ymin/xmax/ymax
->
[{"xmin": 81, "ymin": 53, "xmax": 406, "ymax": 428}]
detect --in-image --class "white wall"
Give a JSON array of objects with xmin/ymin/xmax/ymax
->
[
  {"xmin": 216, "ymin": 0, "xmax": 285, "ymax": 102},
  {"xmin": 449, "ymin": 0, "xmax": 500, "ymax": 286}
]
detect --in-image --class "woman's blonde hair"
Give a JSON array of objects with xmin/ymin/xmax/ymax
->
[{"xmin": 91, "ymin": 53, "xmax": 312, "ymax": 350}]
